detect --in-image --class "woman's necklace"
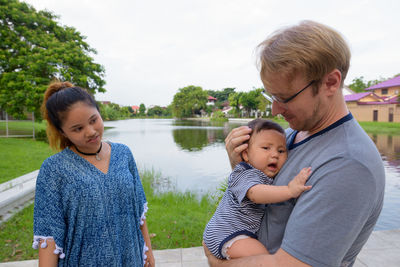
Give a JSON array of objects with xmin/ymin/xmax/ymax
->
[{"xmin": 75, "ymin": 142, "xmax": 102, "ymax": 161}]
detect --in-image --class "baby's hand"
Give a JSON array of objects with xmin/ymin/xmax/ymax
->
[{"xmin": 288, "ymin": 167, "xmax": 312, "ymax": 198}]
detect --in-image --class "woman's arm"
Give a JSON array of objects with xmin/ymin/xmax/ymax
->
[
  {"xmin": 38, "ymin": 239, "xmax": 58, "ymax": 267},
  {"xmin": 141, "ymin": 220, "xmax": 155, "ymax": 266}
]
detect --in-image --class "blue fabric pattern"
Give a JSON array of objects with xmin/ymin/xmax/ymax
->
[{"xmin": 32, "ymin": 142, "xmax": 147, "ymax": 267}]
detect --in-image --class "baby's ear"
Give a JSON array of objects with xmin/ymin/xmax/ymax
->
[{"xmin": 242, "ymin": 149, "xmax": 249, "ymax": 163}]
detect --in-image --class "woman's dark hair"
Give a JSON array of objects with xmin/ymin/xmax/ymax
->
[
  {"xmin": 247, "ymin": 118, "xmax": 285, "ymax": 136},
  {"xmin": 41, "ymin": 81, "xmax": 99, "ymax": 150}
]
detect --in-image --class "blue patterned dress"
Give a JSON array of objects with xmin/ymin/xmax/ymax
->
[{"xmin": 32, "ymin": 142, "xmax": 148, "ymax": 267}]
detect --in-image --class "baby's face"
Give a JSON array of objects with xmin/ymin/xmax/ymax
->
[{"xmin": 242, "ymin": 129, "xmax": 288, "ymax": 177}]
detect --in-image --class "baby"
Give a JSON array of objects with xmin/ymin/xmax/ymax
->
[{"xmin": 203, "ymin": 118, "xmax": 311, "ymax": 259}]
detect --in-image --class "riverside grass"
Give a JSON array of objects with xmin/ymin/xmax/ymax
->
[
  {"xmin": 0, "ymin": 121, "xmax": 46, "ymax": 136},
  {"xmin": 0, "ymin": 138, "xmax": 54, "ymax": 184}
]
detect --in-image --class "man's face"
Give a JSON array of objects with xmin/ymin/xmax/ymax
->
[{"xmin": 264, "ymin": 74, "xmax": 324, "ymax": 132}]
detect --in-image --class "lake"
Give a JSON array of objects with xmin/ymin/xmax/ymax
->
[{"xmin": 103, "ymin": 119, "xmax": 400, "ymax": 231}]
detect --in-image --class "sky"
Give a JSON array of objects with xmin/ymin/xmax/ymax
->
[{"xmin": 23, "ymin": 0, "xmax": 400, "ymax": 107}]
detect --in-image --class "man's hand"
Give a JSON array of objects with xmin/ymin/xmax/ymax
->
[{"xmin": 225, "ymin": 126, "xmax": 252, "ymax": 169}]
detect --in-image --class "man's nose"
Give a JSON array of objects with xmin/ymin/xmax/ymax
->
[{"xmin": 271, "ymin": 101, "xmax": 286, "ymax": 116}]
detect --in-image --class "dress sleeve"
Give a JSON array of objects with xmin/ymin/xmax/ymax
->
[
  {"xmin": 32, "ymin": 159, "xmax": 66, "ymax": 258},
  {"xmin": 281, "ymin": 158, "xmax": 380, "ymax": 267},
  {"xmin": 127, "ymin": 148, "xmax": 147, "ymax": 225},
  {"xmin": 127, "ymin": 147, "xmax": 149, "ymax": 266},
  {"xmin": 229, "ymin": 163, "xmax": 264, "ymax": 204}
]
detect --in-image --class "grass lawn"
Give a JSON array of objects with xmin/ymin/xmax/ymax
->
[
  {"xmin": 0, "ymin": 138, "xmax": 54, "ymax": 184},
  {"xmin": 358, "ymin": 121, "xmax": 400, "ymax": 135},
  {"xmin": 141, "ymin": 170, "xmax": 216, "ymax": 250},
  {"xmin": 0, "ymin": 203, "xmax": 37, "ymax": 262},
  {"xmin": 0, "ymin": 121, "xmax": 46, "ymax": 137}
]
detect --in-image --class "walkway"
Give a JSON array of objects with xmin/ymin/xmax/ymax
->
[{"xmin": 0, "ymin": 229, "xmax": 399, "ymax": 266}]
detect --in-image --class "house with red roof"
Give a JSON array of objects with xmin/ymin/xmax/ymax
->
[
  {"xmin": 131, "ymin": 105, "xmax": 140, "ymax": 114},
  {"xmin": 207, "ymin": 96, "xmax": 217, "ymax": 106},
  {"xmin": 345, "ymin": 75, "xmax": 400, "ymax": 122}
]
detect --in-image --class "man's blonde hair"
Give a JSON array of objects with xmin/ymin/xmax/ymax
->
[{"xmin": 257, "ymin": 20, "xmax": 351, "ymax": 92}]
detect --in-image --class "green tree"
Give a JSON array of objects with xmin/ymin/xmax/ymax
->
[
  {"xmin": 139, "ymin": 103, "xmax": 146, "ymax": 116},
  {"xmin": 171, "ymin": 85, "xmax": 208, "ymax": 118},
  {"xmin": 255, "ymin": 88, "xmax": 269, "ymax": 115},
  {"xmin": 0, "ymin": 0, "xmax": 105, "ymax": 119},
  {"xmin": 207, "ymin": 87, "xmax": 236, "ymax": 109},
  {"xmin": 163, "ymin": 105, "xmax": 172, "ymax": 117},
  {"xmin": 99, "ymin": 102, "xmax": 130, "ymax": 121},
  {"xmin": 228, "ymin": 92, "xmax": 243, "ymax": 114},
  {"xmin": 239, "ymin": 89, "xmax": 261, "ymax": 115},
  {"xmin": 348, "ymin": 76, "xmax": 386, "ymax": 93},
  {"xmin": 99, "ymin": 103, "xmax": 118, "ymax": 121},
  {"xmin": 348, "ymin": 76, "xmax": 369, "ymax": 93},
  {"xmin": 120, "ymin": 106, "xmax": 131, "ymax": 118},
  {"xmin": 147, "ymin": 105, "xmax": 164, "ymax": 117}
]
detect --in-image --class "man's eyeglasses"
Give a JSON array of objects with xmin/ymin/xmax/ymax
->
[{"xmin": 262, "ymin": 80, "xmax": 316, "ymax": 104}]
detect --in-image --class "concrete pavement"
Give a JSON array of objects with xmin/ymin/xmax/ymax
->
[{"xmin": 0, "ymin": 229, "xmax": 399, "ymax": 266}]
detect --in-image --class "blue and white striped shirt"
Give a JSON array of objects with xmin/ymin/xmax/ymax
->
[{"xmin": 203, "ymin": 162, "xmax": 273, "ymax": 259}]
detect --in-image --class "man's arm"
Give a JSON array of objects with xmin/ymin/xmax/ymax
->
[{"xmin": 203, "ymin": 243, "xmax": 311, "ymax": 267}]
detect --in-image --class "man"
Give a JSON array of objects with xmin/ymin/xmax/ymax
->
[{"xmin": 203, "ymin": 20, "xmax": 385, "ymax": 267}]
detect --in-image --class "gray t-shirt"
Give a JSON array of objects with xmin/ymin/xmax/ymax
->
[{"xmin": 258, "ymin": 113, "xmax": 385, "ymax": 267}]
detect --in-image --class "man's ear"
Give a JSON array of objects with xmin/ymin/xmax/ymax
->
[{"xmin": 323, "ymin": 68, "xmax": 342, "ymax": 96}]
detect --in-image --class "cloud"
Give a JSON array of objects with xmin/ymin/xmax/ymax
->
[{"xmin": 23, "ymin": 0, "xmax": 400, "ymax": 106}]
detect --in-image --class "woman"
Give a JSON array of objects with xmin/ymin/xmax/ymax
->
[{"xmin": 32, "ymin": 81, "xmax": 155, "ymax": 266}]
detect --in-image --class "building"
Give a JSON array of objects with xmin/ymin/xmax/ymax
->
[
  {"xmin": 207, "ymin": 96, "xmax": 217, "ymax": 105},
  {"xmin": 345, "ymin": 76, "xmax": 400, "ymax": 122},
  {"xmin": 131, "ymin": 105, "xmax": 140, "ymax": 114}
]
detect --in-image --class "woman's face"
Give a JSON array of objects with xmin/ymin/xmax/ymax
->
[{"xmin": 60, "ymin": 101, "xmax": 104, "ymax": 153}]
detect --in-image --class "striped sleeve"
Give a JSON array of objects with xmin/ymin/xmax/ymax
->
[{"xmin": 229, "ymin": 163, "xmax": 266, "ymax": 204}]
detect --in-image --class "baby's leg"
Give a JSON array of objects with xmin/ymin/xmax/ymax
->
[{"xmin": 225, "ymin": 236, "xmax": 269, "ymax": 259}]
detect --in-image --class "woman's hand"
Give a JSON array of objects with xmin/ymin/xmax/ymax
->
[
  {"xmin": 225, "ymin": 126, "xmax": 252, "ymax": 169},
  {"xmin": 144, "ymin": 249, "xmax": 155, "ymax": 267}
]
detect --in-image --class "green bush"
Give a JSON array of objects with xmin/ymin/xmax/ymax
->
[{"xmin": 210, "ymin": 110, "xmax": 228, "ymax": 122}]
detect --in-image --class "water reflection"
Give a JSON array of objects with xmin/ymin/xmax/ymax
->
[
  {"xmin": 368, "ymin": 134, "xmax": 400, "ymax": 230},
  {"xmin": 369, "ymin": 134, "xmax": 400, "ymax": 165},
  {"xmin": 173, "ymin": 129, "xmax": 210, "ymax": 151},
  {"xmin": 171, "ymin": 120, "xmax": 245, "ymax": 151},
  {"xmin": 172, "ymin": 126, "xmax": 229, "ymax": 151}
]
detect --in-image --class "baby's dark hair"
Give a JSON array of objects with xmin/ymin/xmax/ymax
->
[{"xmin": 247, "ymin": 118, "xmax": 285, "ymax": 136}]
